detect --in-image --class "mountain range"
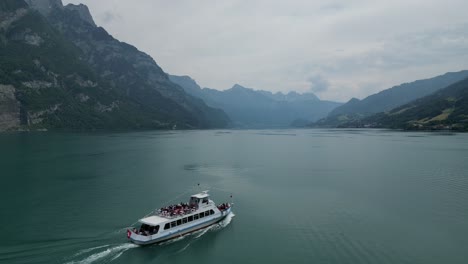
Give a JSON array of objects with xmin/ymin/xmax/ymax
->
[
  {"xmin": 1, "ymin": 0, "xmax": 468, "ymax": 132},
  {"xmin": 169, "ymin": 75, "xmax": 341, "ymax": 128},
  {"xmin": 0, "ymin": 0, "xmax": 229, "ymax": 131}
]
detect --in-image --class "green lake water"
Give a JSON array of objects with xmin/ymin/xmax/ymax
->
[{"xmin": 1, "ymin": 129, "xmax": 467, "ymax": 264}]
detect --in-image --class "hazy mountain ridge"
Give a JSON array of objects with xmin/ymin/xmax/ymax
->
[
  {"xmin": 0, "ymin": 0, "xmax": 229, "ymax": 131},
  {"xmin": 350, "ymin": 77, "xmax": 468, "ymax": 131},
  {"xmin": 315, "ymin": 71, "xmax": 468, "ymax": 127},
  {"xmin": 169, "ymin": 75, "xmax": 341, "ymax": 128}
]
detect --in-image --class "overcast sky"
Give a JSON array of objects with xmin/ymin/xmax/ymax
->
[{"xmin": 63, "ymin": 0, "xmax": 468, "ymax": 102}]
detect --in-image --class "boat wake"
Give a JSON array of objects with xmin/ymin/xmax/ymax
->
[
  {"xmin": 193, "ymin": 226, "xmax": 211, "ymax": 238},
  {"xmin": 212, "ymin": 212, "xmax": 235, "ymax": 230},
  {"xmin": 64, "ymin": 243, "xmax": 138, "ymax": 264},
  {"xmin": 176, "ymin": 243, "xmax": 191, "ymax": 253},
  {"xmin": 71, "ymin": 245, "xmax": 109, "ymax": 258},
  {"xmin": 159, "ymin": 234, "xmax": 188, "ymax": 246}
]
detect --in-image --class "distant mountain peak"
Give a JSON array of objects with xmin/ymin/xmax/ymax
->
[
  {"xmin": 64, "ymin": 3, "xmax": 96, "ymax": 27},
  {"xmin": 178, "ymin": 75, "xmax": 194, "ymax": 80},
  {"xmin": 25, "ymin": 0, "xmax": 96, "ymax": 27},
  {"xmin": 168, "ymin": 74, "xmax": 204, "ymax": 98},
  {"xmin": 231, "ymin": 84, "xmax": 250, "ymax": 90}
]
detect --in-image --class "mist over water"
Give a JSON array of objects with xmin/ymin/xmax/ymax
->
[{"xmin": 1, "ymin": 129, "xmax": 467, "ymax": 264}]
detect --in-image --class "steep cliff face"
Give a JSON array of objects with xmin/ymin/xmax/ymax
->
[
  {"xmin": 44, "ymin": 1, "xmax": 229, "ymax": 128},
  {"xmin": 0, "ymin": 0, "xmax": 229, "ymax": 131},
  {"xmin": 1, "ymin": 3, "xmax": 137, "ymax": 130}
]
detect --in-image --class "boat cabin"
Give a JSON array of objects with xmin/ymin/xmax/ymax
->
[
  {"xmin": 189, "ymin": 190, "xmax": 211, "ymax": 207},
  {"xmin": 134, "ymin": 215, "xmax": 166, "ymax": 236}
]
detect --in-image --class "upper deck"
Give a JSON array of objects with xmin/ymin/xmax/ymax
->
[
  {"xmin": 139, "ymin": 215, "xmax": 168, "ymax": 226},
  {"xmin": 191, "ymin": 191, "xmax": 210, "ymax": 199},
  {"xmin": 139, "ymin": 191, "xmax": 214, "ymax": 223}
]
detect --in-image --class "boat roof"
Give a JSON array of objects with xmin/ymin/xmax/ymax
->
[
  {"xmin": 191, "ymin": 190, "xmax": 210, "ymax": 199},
  {"xmin": 139, "ymin": 215, "xmax": 168, "ymax": 226}
]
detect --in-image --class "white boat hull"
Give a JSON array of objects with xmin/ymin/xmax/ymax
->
[{"xmin": 129, "ymin": 208, "xmax": 231, "ymax": 246}]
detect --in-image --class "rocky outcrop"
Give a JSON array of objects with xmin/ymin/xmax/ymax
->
[
  {"xmin": 96, "ymin": 101, "xmax": 119, "ymax": 113},
  {"xmin": 27, "ymin": 103, "xmax": 60, "ymax": 125},
  {"xmin": 0, "ymin": 85, "xmax": 20, "ymax": 131},
  {"xmin": 21, "ymin": 81, "xmax": 54, "ymax": 89},
  {"xmin": 64, "ymin": 4, "xmax": 96, "ymax": 27}
]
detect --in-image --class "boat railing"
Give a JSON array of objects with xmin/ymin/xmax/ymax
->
[
  {"xmin": 155, "ymin": 204, "xmax": 198, "ymax": 218},
  {"xmin": 217, "ymin": 202, "xmax": 231, "ymax": 211}
]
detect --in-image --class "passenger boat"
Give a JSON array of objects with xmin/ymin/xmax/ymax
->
[{"xmin": 127, "ymin": 190, "xmax": 232, "ymax": 245}]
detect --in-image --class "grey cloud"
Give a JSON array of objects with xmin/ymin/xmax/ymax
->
[
  {"xmin": 62, "ymin": 0, "xmax": 468, "ymax": 101},
  {"xmin": 100, "ymin": 11, "xmax": 117, "ymax": 24},
  {"xmin": 307, "ymin": 75, "xmax": 329, "ymax": 93}
]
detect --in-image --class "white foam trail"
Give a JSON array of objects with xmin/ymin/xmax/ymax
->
[
  {"xmin": 211, "ymin": 212, "xmax": 235, "ymax": 231},
  {"xmin": 109, "ymin": 251, "xmax": 124, "ymax": 262},
  {"xmin": 176, "ymin": 243, "xmax": 191, "ymax": 253},
  {"xmin": 65, "ymin": 244, "xmax": 137, "ymax": 264},
  {"xmin": 189, "ymin": 212, "xmax": 236, "ymax": 239},
  {"xmin": 159, "ymin": 235, "xmax": 187, "ymax": 246},
  {"xmin": 220, "ymin": 212, "xmax": 235, "ymax": 228},
  {"xmin": 193, "ymin": 226, "xmax": 212, "ymax": 238},
  {"xmin": 72, "ymin": 245, "xmax": 110, "ymax": 258}
]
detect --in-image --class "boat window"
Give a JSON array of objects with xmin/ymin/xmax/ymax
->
[
  {"xmin": 190, "ymin": 197, "xmax": 197, "ymax": 205},
  {"xmin": 153, "ymin": 225, "xmax": 160, "ymax": 234},
  {"xmin": 202, "ymin": 198, "xmax": 209, "ymax": 204},
  {"xmin": 171, "ymin": 221, "xmax": 176, "ymax": 228},
  {"xmin": 183, "ymin": 218, "xmax": 188, "ymax": 224},
  {"xmin": 199, "ymin": 212, "xmax": 204, "ymax": 218},
  {"xmin": 204, "ymin": 211, "xmax": 210, "ymax": 217},
  {"xmin": 188, "ymin": 216, "xmax": 193, "ymax": 222},
  {"xmin": 194, "ymin": 214, "xmax": 199, "ymax": 220},
  {"xmin": 139, "ymin": 224, "xmax": 153, "ymax": 236},
  {"xmin": 177, "ymin": 219, "xmax": 182, "ymax": 225},
  {"xmin": 210, "ymin": 209, "xmax": 215, "ymax": 215},
  {"xmin": 164, "ymin": 223, "xmax": 170, "ymax": 230}
]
